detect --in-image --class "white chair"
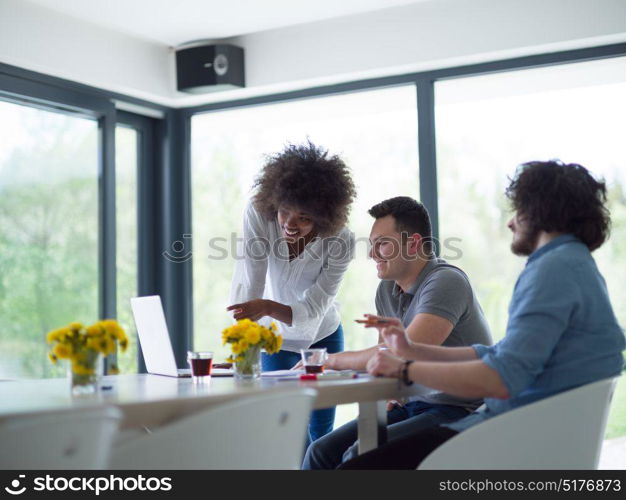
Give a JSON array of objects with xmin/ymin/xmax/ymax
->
[
  {"xmin": 419, "ymin": 376, "xmax": 619, "ymax": 470},
  {"xmin": 110, "ymin": 388, "xmax": 317, "ymax": 469},
  {"xmin": 0, "ymin": 406, "xmax": 122, "ymax": 469}
]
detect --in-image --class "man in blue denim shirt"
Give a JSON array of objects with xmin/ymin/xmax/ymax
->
[{"xmin": 341, "ymin": 160, "xmax": 625, "ymax": 469}]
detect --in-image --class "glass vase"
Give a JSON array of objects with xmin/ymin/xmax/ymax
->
[
  {"xmin": 234, "ymin": 344, "xmax": 262, "ymax": 381},
  {"xmin": 68, "ymin": 350, "xmax": 103, "ymax": 396}
]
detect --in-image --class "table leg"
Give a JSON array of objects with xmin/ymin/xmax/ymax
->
[{"xmin": 357, "ymin": 400, "xmax": 387, "ymax": 454}]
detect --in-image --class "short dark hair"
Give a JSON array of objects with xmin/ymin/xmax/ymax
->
[
  {"xmin": 253, "ymin": 141, "xmax": 356, "ymax": 237},
  {"xmin": 368, "ymin": 196, "xmax": 433, "ymax": 254},
  {"xmin": 505, "ymin": 160, "xmax": 610, "ymax": 251}
]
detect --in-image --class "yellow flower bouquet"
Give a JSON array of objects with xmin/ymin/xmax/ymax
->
[
  {"xmin": 222, "ymin": 319, "xmax": 282, "ymax": 379},
  {"xmin": 47, "ymin": 320, "xmax": 129, "ymax": 394}
]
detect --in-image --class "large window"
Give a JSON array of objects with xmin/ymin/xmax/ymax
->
[
  {"xmin": 435, "ymin": 56, "xmax": 626, "ymax": 439},
  {"xmin": 191, "ymin": 85, "xmax": 419, "ymax": 361},
  {"xmin": 0, "ymin": 99, "xmax": 98, "ymax": 378},
  {"xmin": 192, "ymin": 86, "xmax": 418, "ymax": 427}
]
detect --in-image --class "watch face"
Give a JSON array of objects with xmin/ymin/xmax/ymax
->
[{"xmin": 214, "ymin": 54, "xmax": 229, "ymax": 76}]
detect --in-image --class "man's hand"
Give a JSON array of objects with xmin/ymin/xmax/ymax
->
[
  {"xmin": 366, "ymin": 349, "xmax": 405, "ymax": 379},
  {"xmin": 380, "ymin": 324, "xmax": 416, "ymax": 359},
  {"xmin": 226, "ymin": 299, "xmax": 270, "ymax": 321},
  {"xmin": 386, "ymin": 399, "xmax": 403, "ymax": 411},
  {"xmin": 323, "ymin": 353, "xmax": 340, "ymax": 370},
  {"xmin": 292, "ymin": 353, "xmax": 339, "ymax": 371}
]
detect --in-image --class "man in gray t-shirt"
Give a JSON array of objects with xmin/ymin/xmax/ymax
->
[
  {"xmin": 376, "ymin": 257, "xmax": 492, "ymax": 409},
  {"xmin": 302, "ymin": 197, "xmax": 492, "ymax": 469}
]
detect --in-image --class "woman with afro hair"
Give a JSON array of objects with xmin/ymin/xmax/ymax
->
[{"xmin": 228, "ymin": 141, "xmax": 356, "ymax": 444}]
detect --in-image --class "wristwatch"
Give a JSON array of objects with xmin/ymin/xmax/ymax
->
[{"xmin": 401, "ymin": 360, "xmax": 414, "ymax": 386}]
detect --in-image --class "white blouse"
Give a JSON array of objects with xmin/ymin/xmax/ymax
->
[{"xmin": 230, "ymin": 202, "xmax": 355, "ymax": 352}]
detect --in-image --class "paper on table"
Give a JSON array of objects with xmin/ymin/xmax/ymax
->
[
  {"xmin": 211, "ymin": 368, "xmax": 234, "ymax": 377},
  {"xmin": 261, "ymin": 369, "xmax": 304, "ymax": 378}
]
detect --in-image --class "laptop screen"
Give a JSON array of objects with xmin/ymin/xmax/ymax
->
[{"xmin": 130, "ymin": 296, "xmax": 179, "ymax": 377}]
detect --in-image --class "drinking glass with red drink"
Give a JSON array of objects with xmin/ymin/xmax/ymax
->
[
  {"xmin": 187, "ymin": 351, "xmax": 213, "ymax": 383},
  {"xmin": 300, "ymin": 348, "xmax": 328, "ymax": 374}
]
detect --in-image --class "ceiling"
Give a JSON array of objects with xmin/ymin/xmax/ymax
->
[{"xmin": 25, "ymin": 0, "xmax": 428, "ymax": 46}]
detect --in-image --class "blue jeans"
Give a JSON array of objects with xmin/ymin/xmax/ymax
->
[
  {"xmin": 302, "ymin": 400, "xmax": 469, "ymax": 469},
  {"xmin": 262, "ymin": 325, "xmax": 344, "ymax": 447}
]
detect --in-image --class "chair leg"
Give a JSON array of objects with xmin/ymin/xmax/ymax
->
[{"xmin": 358, "ymin": 401, "xmax": 387, "ymax": 454}]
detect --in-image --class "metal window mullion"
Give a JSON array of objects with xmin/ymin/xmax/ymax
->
[
  {"xmin": 416, "ymin": 78, "xmax": 439, "ymax": 255},
  {"xmin": 160, "ymin": 109, "xmax": 193, "ymax": 367},
  {"xmin": 135, "ymin": 119, "xmax": 149, "ymax": 374},
  {"xmin": 136, "ymin": 113, "xmax": 158, "ymax": 374},
  {"xmin": 99, "ymin": 107, "xmax": 117, "ymax": 373}
]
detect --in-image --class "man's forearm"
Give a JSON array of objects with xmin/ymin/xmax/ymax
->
[
  {"xmin": 407, "ymin": 359, "xmax": 509, "ymax": 399},
  {"xmin": 407, "ymin": 343, "xmax": 479, "ymax": 363},
  {"xmin": 329, "ymin": 345, "xmax": 381, "ymax": 370}
]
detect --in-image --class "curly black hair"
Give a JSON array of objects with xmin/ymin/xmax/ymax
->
[
  {"xmin": 252, "ymin": 141, "xmax": 356, "ymax": 237},
  {"xmin": 505, "ymin": 160, "xmax": 611, "ymax": 251}
]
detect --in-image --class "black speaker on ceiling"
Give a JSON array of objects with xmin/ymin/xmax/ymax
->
[{"xmin": 175, "ymin": 44, "xmax": 245, "ymax": 94}]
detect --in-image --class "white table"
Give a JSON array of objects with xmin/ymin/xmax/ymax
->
[{"xmin": 0, "ymin": 373, "xmax": 429, "ymax": 454}]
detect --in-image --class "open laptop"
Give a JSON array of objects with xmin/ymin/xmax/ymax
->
[
  {"xmin": 130, "ymin": 295, "xmax": 232, "ymax": 378},
  {"xmin": 130, "ymin": 295, "xmax": 191, "ymax": 377}
]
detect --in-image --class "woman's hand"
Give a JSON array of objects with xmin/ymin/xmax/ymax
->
[
  {"xmin": 366, "ymin": 349, "xmax": 404, "ymax": 379},
  {"xmin": 226, "ymin": 299, "xmax": 270, "ymax": 321}
]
